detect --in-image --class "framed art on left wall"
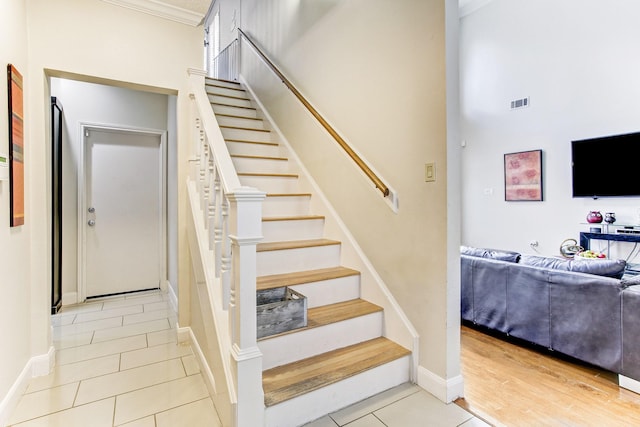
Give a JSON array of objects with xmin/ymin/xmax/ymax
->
[
  {"xmin": 504, "ymin": 149, "xmax": 543, "ymax": 201},
  {"xmin": 7, "ymin": 64, "xmax": 24, "ymax": 226}
]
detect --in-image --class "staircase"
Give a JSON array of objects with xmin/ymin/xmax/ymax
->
[{"xmin": 205, "ymin": 77, "xmax": 412, "ymax": 426}]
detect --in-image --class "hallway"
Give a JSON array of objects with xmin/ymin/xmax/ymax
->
[{"xmin": 6, "ymin": 291, "xmax": 221, "ymax": 427}]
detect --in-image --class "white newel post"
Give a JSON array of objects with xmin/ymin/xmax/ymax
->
[{"xmin": 227, "ymin": 187, "xmax": 266, "ymax": 427}]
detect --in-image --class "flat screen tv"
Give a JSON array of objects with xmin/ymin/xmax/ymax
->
[{"xmin": 572, "ymin": 131, "xmax": 640, "ymax": 198}]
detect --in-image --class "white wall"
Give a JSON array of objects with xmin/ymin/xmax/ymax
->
[
  {"xmin": 50, "ymin": 79, "xmax": 171, "ymax": 303},
  {"xmin": 25, "ymin": 0, "xmax": 202, "ymax": 344},
  {"xmin": 238, "ymin": 0, "xmax": 457, "ymax": 387},
  {"xmin": 460, "ymin": 0, "xmax": 640, "ymax": 260},
  {"xmin": 0, "ymin": 0, "xmax": 32, "ymax": 414}
]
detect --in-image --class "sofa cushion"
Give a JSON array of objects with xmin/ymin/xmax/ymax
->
[
  {"xmin": 520, "ymin": 254, "xmax": 626, "ymax": 279},
  {"xmin": 460, "ymin": 246, "xmax": 521, "ymax": 263}
]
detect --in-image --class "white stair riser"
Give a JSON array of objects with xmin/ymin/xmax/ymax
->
[
  {"xmin": 211, "ymin": 104, "xmax": 257, "ymax": 118},
  {"xmin": 226, "ymin": 141, "xmax": 281, "ymax": 158},
  {"xmin": 238, "ymin": 175, "xmax": 299, "ymax": 193},
  {"xmin": 257, "ymin": 245, "xmax": 341, "ymax": 276},
  {"xmin": 205, "ymin": 79, "xmax": 241, "ymax": 90},
  {"xmin": 263, "ymin": 196, "xmax": 311, "ymax": 217},
  {"xmin": 220, "ymin": 127, "xmax": 272, "ymax": 143},
  {"xmin": 289, "ymin": 275, "xmax": 361, "ymax": 309},
  {"xmin": 216, "ymin": 115, "xmax": 265, "ymax": 130},
  {"xmin": 264, "ymin": 356, "xmax": 411, "ymax": 427},
  {"xmin": 262, "ymin": 218, "xmax": 325, "ymax": 242},
  {"xmin": 208, "ymin": 94, "xmax": 252, "ymax": 108},
  {"xmin": 206, "ymin": 86, "xmax": 246, "ymax": 98},
  {"xmin": 231, "ymin": 157, "xmax": 289, "ymax": 174},
  {"xmin": 259, "ymin": 312, "xmax": 381, "ymax": 370}
]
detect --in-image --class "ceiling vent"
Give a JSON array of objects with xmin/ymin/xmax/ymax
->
[{"xmin": 510, "ymin": 97, "xmax": 530, "ymax": 110}]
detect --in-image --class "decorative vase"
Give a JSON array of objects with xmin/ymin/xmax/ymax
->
[
  {"xmin": 604, "ymin": 212, "xmax": 616, "ymax": 224},
  {"xmin": 587, "ymin": 211, "xmax": 603, "ymax": 223}
]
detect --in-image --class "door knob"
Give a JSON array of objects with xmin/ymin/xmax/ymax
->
[{"xmin": 88, "ymin": 220, "xmax": 96, "ymax": 226}]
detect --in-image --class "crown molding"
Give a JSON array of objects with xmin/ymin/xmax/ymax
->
[{"xmin": 101, "ymin": 0, "xmax": 205, "ymax": 26}]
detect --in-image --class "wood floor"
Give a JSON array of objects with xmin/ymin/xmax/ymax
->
[{"xmin": 456, "ymin": 324, "xmax": 640, "ymax": 426}]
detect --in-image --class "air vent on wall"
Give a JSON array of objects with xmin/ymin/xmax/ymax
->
[{"xmin": 510, "ymin": 97, "xmax": 530, "ymax": 110}]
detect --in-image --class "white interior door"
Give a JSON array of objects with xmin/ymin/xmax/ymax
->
[{"xmin": 84, "ymin": 127, "xmax": 164, "ymax": 298}]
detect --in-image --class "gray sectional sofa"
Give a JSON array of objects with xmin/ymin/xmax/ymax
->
[{"xmin": 461, "ymin": 246, "xmax": 640, "ymax": 391}]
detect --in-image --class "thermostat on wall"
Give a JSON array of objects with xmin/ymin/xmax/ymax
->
[{"xmin": 0, "ymin": 154, "xmax": 8, "ymax": 181}]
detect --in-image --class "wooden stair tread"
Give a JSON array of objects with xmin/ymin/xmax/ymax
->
[
  {"xmin": 262, "ymin": 337, "xmax": 410, "ymax": 406},
  {"xmin": 226, "ymin": 138, "xmax": 278, "ymax": 146},
  {"xmin": 257, "ymin": 266, "xmax": 360, "ymax": 290},
  {"xmin": 207, "ymin": 93, "xmax": 251, "ymax": 101},
  {"xmin": 230, "ymin": 154, "xmax": 288, "ymax": 161},
  {"xmin": 205, "ymin": 77, "xmax": 240, "ymax": 86},
  {"xmin": 219, "ymin": 125, "xmax": 270, "ymax": 133},
  {"xmin": 257, "ymin": 238, "xmax": 340, "ymax": 252},
  {"xmin": 262, "ymin": 215, "xmax": 324, "ymax": 222},
  {"xmin": 205, "ymin": 83, "xmax": 245, "ymax": 92},
  {"xmin": 238, "ymin": 172, "xmax": 298, "ymax": 178},
  {"xmin": 215, "ymin": 113, "xmax": 263, "ymax": 121},
  {"xmin": 210, "ymin": 102, "xmax": 257, "ymax": 111}
]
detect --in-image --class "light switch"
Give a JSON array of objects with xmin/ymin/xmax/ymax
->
[{"xmin": 425, "ymin": 162, "xmax": 436, "ymax": 182}]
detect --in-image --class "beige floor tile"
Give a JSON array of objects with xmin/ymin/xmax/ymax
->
[
  {"xmin": 118, "ymin": 416, "xmax": 156, "ymax": 427},
  {"xmin": 8, "ymin": 382, "xmax": 79, "ymax": 425},
  {"xmin": 102, "ymin": 294, "xmax": 164, "ymax": 311},
  {"xmin": 330, "ymin": 383, "xmax": 421, "ymax": 425},
  {"xmin": 123, "ymin": 308, "xmax": 173, "ymax": 325},
  {"xmin": 181, "ymin": 354, "xmax": 200, "ymax": 376},
  {"xmin": 155, "ymin": 398, "xmax": 221, "ymax": 427},
  {"xmin": 120, "ymin": 341, "xmax": 192, "ymax": 370},
  {"xmin": 53, "ymin": 331, "xmax": 94, "ymax": 350},
  {"xmin": 343, "ymin": 414, "xmax": 386, "ymax": 426},
  {"xmin": 27, "ymin": 354, "xmax": 120, "ymax": 393},
  {"xmin": 74, "ymin": 305, "xmax": 144, "ymax": 324},
  {"xmin": 56, "ymin": 334, "xmax": 147, "ymax": 365},
  {"xmin": 303, "ymin": 415, "xmax": 339, "ymax": 427},
  {"xmin": 373, "ymin": 390, "xmax": 473, "ymax": 427},
  {"xmin": 113, "ymin": 374, "xmax": 209, "ymax": 425},
  {"xmin": 51, "ymin": 314, "xmax": 76, "ymax": 327},
  {"xmin": 53, "ymin": 316, "xmax": 123, "ymax": 337},
  {"xmin": 75, "ymin": 358, "xmax": 186, "ymax": 406},
  {"xmin": 92, "ymin": 319, "xmax": 170, "ymax": 343},
  {"xmin": 147, "ymin": 328, "xmax": 177, "ymax": 347},
  {"xmin": 9, "ymin": 397, "xmax": 115, "ymax": 427},
  {"xmin": 58, "ymin": 302, "xmax": 104, "ymax": 315},
  {"xmin": 459, "ymin": 418, "xmax": 492, "ymax": 427},
  {"xmin": 144, "ymin": 301, "xmax": 170, "ymax": 312}
]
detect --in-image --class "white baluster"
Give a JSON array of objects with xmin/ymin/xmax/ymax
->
[
  {"xmin": 221, "ymin": 194, "xmax": 231, "ymax": 309},
  {"xmin": 213, "ymin": 173, "xmax": 223, "ymax": 277}
]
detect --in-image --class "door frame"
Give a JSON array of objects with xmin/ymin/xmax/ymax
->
[{"xmin": 77, "ymin": 123, "xmax": 168, "ymax": 302}]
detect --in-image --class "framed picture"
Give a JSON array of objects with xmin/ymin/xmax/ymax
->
[
  {"xmin": 504, "ymin": 149, "xmax": 543, "ymax": 201},
  {"xmin": 7, "ymin": 64, "xmax": 25, "ymax": 226}
]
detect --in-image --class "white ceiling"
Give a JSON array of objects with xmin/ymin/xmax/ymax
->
[{"xmin": 100, "ymin": 0, "xmax": 211, "ymax": 26}]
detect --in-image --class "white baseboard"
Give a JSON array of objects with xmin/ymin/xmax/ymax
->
[
  {"xmin": 62, "ymin": 292, "xmax": 78, "ymax": 306},
  {"xmin": 417, "ymin": 365, "xmax": 464, "ymax": 403},
  {"xmin": 0, "ymin": 347, "xmax": 56, "ymax": 426},
  {"xmin": 176, "ymin": 322, "xmax": 190, "ymax": 344},
  {"xmin": 619, "ymin": 375, "xmax": 640, "ymax": 394},
  {"xmin": 185, "ymin": 326, "xmax": 218, "ymax": 396}
]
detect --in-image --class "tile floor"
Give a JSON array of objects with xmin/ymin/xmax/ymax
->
[
  {"xmin": 303, "ymin": 383, "xmax": 489, "ymax": 427},
  {"xmin": 7, "ymin": 290, "xmax": 489, "ymax": 427},
  {"xmin": 6, "ymin": 290, "xmax": 221, "ymax": 427}
]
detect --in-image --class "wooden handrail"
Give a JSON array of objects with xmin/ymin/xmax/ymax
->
[{"xmin": 238, "ymin": 29, "xmax": 390, "ymax": 198}]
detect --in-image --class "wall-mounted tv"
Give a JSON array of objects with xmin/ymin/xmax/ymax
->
[{"xmin": 572, "ymin": 131, "xmax": 640, "ymax": 198}]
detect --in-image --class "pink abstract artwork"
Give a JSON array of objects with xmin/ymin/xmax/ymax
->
[{"xmin": 504, "ymin": 150, "xmax": 542, "ymax": 201}]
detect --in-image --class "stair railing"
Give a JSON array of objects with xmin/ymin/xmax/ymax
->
[
  {"xmin": 210, "ymin": 39, "xmax": 239, "ymax": 81},
  {"xmin": 187, "ymin": 68, "xmax": 265, "ymax": 426},
  {"xmin": 236, "ymin": 29, "xmax": 394, "ymax": 204}
]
